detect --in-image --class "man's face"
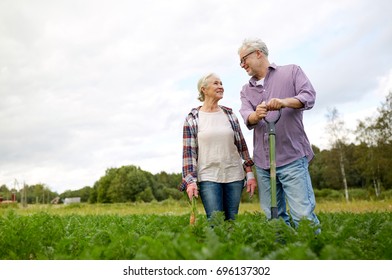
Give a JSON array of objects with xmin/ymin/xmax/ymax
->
[{"xmin": 239, "ymin": 49, "xmax": 258, "ymax": 76}]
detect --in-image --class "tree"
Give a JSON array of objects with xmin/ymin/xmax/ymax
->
[
  {"xmin": 95, "ymin": 168, "xmax": 117, "ymax": 203},
  {"xmin": 136, "ymin": 187, "xmax": 155, "ymax": 202},
  {"xmin": 92, "ymin": 165, "xmax": 156, "ymax": 203},
  {"xmin": 309, "ymin": 145, "xmax": 325, "ymax": 189},
  {"xmin": 325, "ymin": 107, "xmax": 349, "ymax": 202},
  {"xmin": 107, "ymin": 165, "xmax": 151, "ymax": 202},
  {"xmin": 355, "ymin": 91, "xmax": 392, "ymax": 194},
  {"xmin": 89, "ymin": 185, "xmax": 98, "ymax": 203},
  {"xmin": 373, "ymin": 91, "xmax": 392, "ymax": 189},
  {"xmin": 374, "ymin": 90, "xmax": 392, "ymax": 144},
  {"xmin": 356, "ymin": 118, "xmax": 382, "ymax": 196},
  {"xmin": 0, "ymin": 184, "xmax": 10, "ymax": 200},
  {"xmin": 152, "ymin": 171, "xmax": 182, "ymax": 201}
]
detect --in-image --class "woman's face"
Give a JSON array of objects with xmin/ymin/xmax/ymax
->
[{"xmin": 202, "ymin": 76, "xmax": 224, "ymax": 101}]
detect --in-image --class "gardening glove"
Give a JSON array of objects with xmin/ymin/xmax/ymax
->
[
  {"xmin": 186, "ymin": 182, "xmax": 198, "ymax": 200},
  {"xmin": 246, "ymin": 172, "xmax": 257, "ymax": 198}
]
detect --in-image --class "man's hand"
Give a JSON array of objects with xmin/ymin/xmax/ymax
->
[
  {"xmin": 255, "ymin": 101, "xmax": 268, "ymax": 120},
  {"xmin": 266, "ymin": 98, "xmax": 285, "ymax": 110},
  {"xmin": 248, "ymin": 101, "xmax": 267, "ymax": 125},
  {"xmin": 267, "ymin": 97, "xmax": 303, "ymax": 110}
]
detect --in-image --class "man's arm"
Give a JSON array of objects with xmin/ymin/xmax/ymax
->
[{"xmin": 267, "ymin": 97, "xmax": 304, "ymax": 110}]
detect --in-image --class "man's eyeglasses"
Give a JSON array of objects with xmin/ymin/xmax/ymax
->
[{"xmin": 240, "ymin": 50, "xmax": 257, "ymax": 66}]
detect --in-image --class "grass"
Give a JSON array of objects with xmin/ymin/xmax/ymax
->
[
  {"xmin": 1, "ymin": 198, "xmax": 391, "ymax": 216},
  {"xmin": 316, "ymin": 199, "xmax": 392, "ymax": 213}
]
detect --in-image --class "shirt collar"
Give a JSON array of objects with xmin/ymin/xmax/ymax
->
[
  {"xmin": 190, "ymin": 105, "xmax": 232, "ymax": 117},
  {"xmin": 248, "ymin": 63, "xmax": 277, "ymax": 87}
]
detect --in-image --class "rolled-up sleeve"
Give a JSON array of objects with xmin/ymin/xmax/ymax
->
[
  {"xmin": 293, "ymin": 66, "xmax": 316, "ymax": 110},
  {"xmin": 180, "ymin": 116, "xmax": 198, "ymax": 191},
  {"xmin": 239, "ymin": 87, "xmax": 256, "ymax": 129}
]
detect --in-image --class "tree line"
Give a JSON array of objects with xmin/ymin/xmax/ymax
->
[
  {"xmin": 312, "ymin": 91, "xmax": 392, "ymax": 200},
  {"xmin": 0, "ymin": 168, "xmax": 183, "ymax": 204},
  {"xmin": 1, "ymin": 92, "xmax": 391, "ymax": 204}
]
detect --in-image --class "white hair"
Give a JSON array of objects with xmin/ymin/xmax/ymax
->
[
  {"xmin": 238, "ymin": 38, "xmax": 269, "ymax": 57},
  {"xmin": 197, "ymin": 73, "xmax": 219, "ymax": 102}
]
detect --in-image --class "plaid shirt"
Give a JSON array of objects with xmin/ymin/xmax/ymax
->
[{"xmin": 180, "ymin": 105, "xmax": 254, "ymax": 191}]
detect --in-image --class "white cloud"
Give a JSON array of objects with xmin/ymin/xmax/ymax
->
[
  {"xmin": 305, "ymin": 68, "xmax": 392, "ymax": 150},
  {"xmin": 0, "ymin": 0, "xmax": 391, "ymax": 193}
]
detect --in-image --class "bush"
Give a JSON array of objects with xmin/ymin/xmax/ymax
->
[
  {"xmin": 348, "ymin": 188, "xmax": 372, "ymax": 200},
  {"xmin": 136, "ymin": 187, "xmax": 154, "ymax": 202},
  {"xmin": 0, "ymin": 202, "xmax": 18, "ymax": 209},
  {"xmin": 379, "ymin": 189, "xmax": 392, "ymax": 200},
  {"xmin": 315, "ymin": 188, "xmax": 392, "ymax": 201},
  {"xmin": 314, "ymin": 189, "xmax": 344, "ymax": 201}
]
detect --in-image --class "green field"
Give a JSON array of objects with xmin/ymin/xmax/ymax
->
[
  {"xmin": 3, "ymin": 197, "xmax": 391, "ymax": 215},
  {"xmin": 1, "ymin": 199, "xmax": 391, "ymax": 260}
]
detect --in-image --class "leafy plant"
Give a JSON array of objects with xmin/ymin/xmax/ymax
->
[{"xmin": 1, "ymin": 209, "xmax": 391, "ymax": 260}]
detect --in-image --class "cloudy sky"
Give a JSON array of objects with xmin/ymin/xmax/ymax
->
[{"xmin": 1, "ymin": 0, "xmax": 391, "ymax": 193}]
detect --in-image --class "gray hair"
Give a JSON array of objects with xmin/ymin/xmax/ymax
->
[
  {"xmin": 238, "ymin": 38, "xmax": 269, "ymax": 57},
  {"xmin": 197, "ymin": 73, "xmax": 219, "ymax": 102}
]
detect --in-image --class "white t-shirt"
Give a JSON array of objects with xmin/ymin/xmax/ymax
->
[
  {"xmin": 256, "ymin": 78, "xmax": 265, "ymax": 86},
  {"xmin": 197, "ymin": 109, "xmax": 244, "ymax": 183}
]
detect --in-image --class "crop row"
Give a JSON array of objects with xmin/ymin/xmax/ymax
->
[{"xmin": 0, "ymin": 210, "xmax": 391, "ymax": 260}]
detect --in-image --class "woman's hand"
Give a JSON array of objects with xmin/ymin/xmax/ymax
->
[
  {"xmin": 246, "ymin": 172, "xmax": 257, "ymax": 198},
  {"xmin": 186, "ymin": 182, "xmax": 198, "ymax": 200},
  {"xmin": 246, "ymin": 179, "xmax": 257, "ymax": 198}
]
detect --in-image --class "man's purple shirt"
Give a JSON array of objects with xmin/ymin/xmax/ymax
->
[{"xmin": 239, "ymin": 63, "xmax": 316, "ymax": 169}]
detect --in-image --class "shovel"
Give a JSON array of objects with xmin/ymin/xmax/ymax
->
[{"xmin": 264, "ymin": 109, "xmax": 282, "ymax": 219}]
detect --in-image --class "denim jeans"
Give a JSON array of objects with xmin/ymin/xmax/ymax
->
[
  {"xmin": 199, "ymin": 180, "xmax": 244, "ymax": 221},
  {"xmin": 255, "ymin": 157, "xmax": 320, "ymax": 228}
]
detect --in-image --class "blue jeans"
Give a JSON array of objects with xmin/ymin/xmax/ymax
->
[
  {"xmin": 199, "ymin": 180, "xmax": 244, "ymax": 220},
  {"xmin": 255, "ymin": 157, "xmax": 320, "ymax": 228}
]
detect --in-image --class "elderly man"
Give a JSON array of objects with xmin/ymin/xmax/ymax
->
[{"xmin": 238, "ymin": 38, "xmax": 320, "ymax": 231}]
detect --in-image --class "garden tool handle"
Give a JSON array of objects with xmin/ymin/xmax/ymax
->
[
  {"xmin": 264, "ymin": 109, "xmax": 282, "ymax": 135},
  {"xmin": 265, "ymin": 109, "xmax": 281, "ymax": 220}
]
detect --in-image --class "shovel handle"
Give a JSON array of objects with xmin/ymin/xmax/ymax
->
[
  {"xmin": 264, "ymin": 109, "xmax": 282, "ymax": 124},
  {"xmin": 266, "ymin": 109, "xmax": 281, "ymax": 220},
  {"xmin": 265, "ymin": 109, "xmax": 282, "ymax": 135}
]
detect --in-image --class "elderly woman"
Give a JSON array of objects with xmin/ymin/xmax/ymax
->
[{"xmin": 180, "ymin": 73, "xmax": 257, "ymax": 221}]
